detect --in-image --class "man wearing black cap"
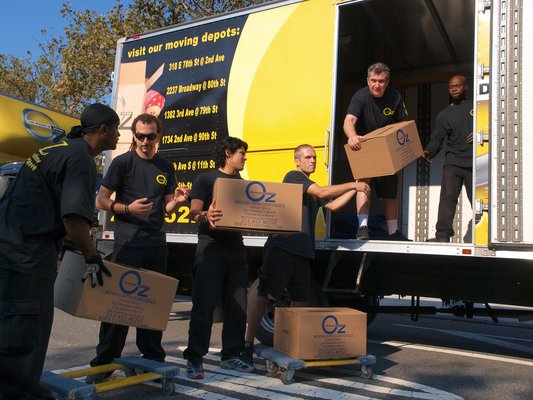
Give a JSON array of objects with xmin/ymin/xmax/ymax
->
[
  {"xmin": 0, "ymin": 103, "xmax": 120, "ymax": 399},
  {"xmin": 86, "ymin": 113, "xmax": 189, "ymax": 380}
]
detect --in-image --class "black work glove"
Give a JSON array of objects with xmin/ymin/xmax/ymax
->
[{"xmin": 83, "ymin": 254, "xmax": 112, "ymax": 288}]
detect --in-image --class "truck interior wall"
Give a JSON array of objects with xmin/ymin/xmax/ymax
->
[{"xmin": 330, "ymin": 0, "xmax": 476, "ymax": 243}]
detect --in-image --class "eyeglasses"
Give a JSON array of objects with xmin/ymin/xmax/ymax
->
[{"xmin": 134, "ymin": 132, "xmax": 157, "ymax": 141}]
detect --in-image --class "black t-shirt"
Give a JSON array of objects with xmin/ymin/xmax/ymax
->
[
  {"xmin": 346, "ymin": 86, "xmax": 409, "ymax": 135},
  {"xmin": 190, "ymin": 168, "xmax": 243, "ymax": 242},
  {"xmin": 103, "ymin": 151, "xmax": 175, "ymax": 247},
  {"xmin": 266, "ymin": 170, "xmax": 320, "ymax": 259},
  {"xmin": 0, "ymin": 138, "xmax": 96, "ymax": 279},
  {"xmin": 425, "ymin": 99, "xmax": 473, "ymax": 168}
]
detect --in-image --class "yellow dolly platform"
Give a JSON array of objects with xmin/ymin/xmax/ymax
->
[
  {"xmin": 255, "ymin": 344, "xmax": 376, "ymax": 384},
  {"xmin": 40, "ymin": 356, "xmax": 179, "ymax": 399}
]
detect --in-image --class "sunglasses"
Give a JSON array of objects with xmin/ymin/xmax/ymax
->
[{"xmin": 134, "ymin": 132, "xmax": 157, "ymax": 141}]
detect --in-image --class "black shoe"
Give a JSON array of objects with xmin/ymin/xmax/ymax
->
[
  {"xmin": 220, "ymin": 356, "xmax": 255, "ymax": 373},
  {"xmin": 356, "ymin": 225, "xmax": 370, "ymax": 240},
  {"xmin": 388, "ymin": 230, "xmax": 412, "ymax": 241},
  {"xmin": 436, "ymin": 235, "xmax": 450, "ymax": 243},
  {"xmin": 186, "ymin": 360, "xmax": 204, "ymax": 379}
]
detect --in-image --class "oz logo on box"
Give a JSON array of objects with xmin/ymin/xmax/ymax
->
[
  {"xmin": 245, "ymin": 181, "xmax": 277, "ymax": 203},
  {"xmin": 119, "ymin": 270, "xmax": 150, "ymax": 297},
  {"xmin": 322, "ymin": 315, "xmax": 347, "ymax": 335},
  {"xmin": 396, "ymin": 128, "xmax": 411, "ymax": 146}
]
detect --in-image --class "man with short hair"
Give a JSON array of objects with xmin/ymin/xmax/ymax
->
[
  {"xmin": 243, "ymin": 144, "xmax": 370, "ymax": 366},
  {"xmin": 343, "ymin": 62, "xmax": 410, "ymax": 241},
  {"xmin": 87, "ymin": 113, "xmax": 189, "ymax": 380},
  {"xmin": 424, "ymin": 75, "xmax": 473, "ymax": 242},
  {"xmin": 0, "ymin": 103, "xmax": 118, "ymax": 399},
  {"xmin": 183, "ymin": 136, "xmax": 255, "ymax": 379}
]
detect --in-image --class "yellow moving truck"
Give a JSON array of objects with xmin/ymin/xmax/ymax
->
[{"xmin": 101, "ymin": 0, "xmax": 533, "ymax": 343}]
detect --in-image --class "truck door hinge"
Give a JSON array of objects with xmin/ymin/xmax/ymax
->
[
  {"xmin": 478, "ymin": 0, "xmax": 491, "ymax": 13},
  {"xmin": 477, "ymin": 63, "xmax": 490, "ymax": 79},
  {"xmin": 475, "ymin": 199, "xmax": 489, "ymax": 215},
  {"xmin": 476, "ymin": 130, "xmax": 489, "ymax": 146}
]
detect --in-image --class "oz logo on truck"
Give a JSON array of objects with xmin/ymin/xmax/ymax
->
[
  {"xmin": 245, "ymin": 181, "xmax": 276, "ymax": 203},
  {"xmin": 119, "ymin": 270, "xmax": 150, "ymax": 298},
  {"xmin": 22, "ymin": 108, "xmax": 66, "ymax": 143},
  {"xmin": 322, "ymin": 315, "xmax": 347, "ymax": 335}
]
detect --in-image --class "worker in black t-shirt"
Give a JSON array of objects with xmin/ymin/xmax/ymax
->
[
  {"xmin": 87, "ymin": 114, "xmax": 189, "ymax": 382},
  {"xmin": 343, "ymin": 62, "xmax": 410, "ymax": 241},
  {"xmin": 0, "ymin": 103, "xmax": 119, "ymax": 399},
  {"xmin": 424, "ymin": 75, "xmax": 473, "ymax": 242},
  {"xmin": 243, "ymin": 144, "xmax": 370, "ymax": 368},
  {"xmin": 183, "ymin": 137, "xmax": 255, "ymax": 379}
]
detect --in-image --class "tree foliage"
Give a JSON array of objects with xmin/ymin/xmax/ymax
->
[{"xmin": 0, "ymin": 0, "xmax": 269, "ymax": 115}]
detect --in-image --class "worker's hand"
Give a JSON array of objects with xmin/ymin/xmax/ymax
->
[
  {"xmin": 128, "ymin": 198, "xmax": 153, "ymax": 215},
  {"xmin": 467, "ymin": 132, "xmax": 473, "ymax": 144},
  {"xmin": 207, "ymin": 200, "xmax": 222, "ymax": 229},
  {"xmin": 423, "ymin": 150, "xmax": 432, "ymax": 163},
  {"xmin": 83, "ymin": 254, "xmax": 112, "ymax": 288},
  {"xmin": 174, "ymin": 186, "xmax": 190, "ymax": 203},
  {"xmin": 347, "ymin": 135, "xmax": 365, "ymax": 151},
  {"xmin": 354, "ymin": 181, "xmax": 371, "ymax": 196}
]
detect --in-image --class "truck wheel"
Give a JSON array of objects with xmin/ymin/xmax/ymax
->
[
  {"xmin": 248, "ymin": 277, "xmax": 329, "ymax": 346},
  {"xmin": 353, "ymin": 295, "xmax": 379, "ymax": 325}
]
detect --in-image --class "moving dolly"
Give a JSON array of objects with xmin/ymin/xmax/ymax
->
[
  {"xmin": 255, "ymin": 344, "xmax": 376, "ymax": 384},
  {"xmin": 40, "ymin": 356, "xmax": 179, "ymax": 399}
]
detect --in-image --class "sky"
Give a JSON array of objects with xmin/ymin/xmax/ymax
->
[{"xmin": 1, "ymin": 1, "xmax": 129, "ymax": 59}]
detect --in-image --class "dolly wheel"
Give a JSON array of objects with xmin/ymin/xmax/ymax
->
[
  {"xmin": 162, "ymin": 379, "xmax": 175, "ymax": 395},
  {"xmin": 360, "ymin": 365, "xmax": 373, "ymax": 379},
  {"xmin": 280, "ymin": 369, "xmax": 295, "ymax": 384},
  {"xmin": 266, "ymin": 360, "xmax": 279, "ymax": 373}
]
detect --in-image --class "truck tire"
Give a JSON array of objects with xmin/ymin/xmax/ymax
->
[{"xmin": 248, "ymin": 277, "xmax": 329, "ymax": 346}]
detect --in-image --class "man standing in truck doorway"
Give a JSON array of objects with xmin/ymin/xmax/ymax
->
[
  {"xmin": 424, "ymin": 75, "xmax": 473, "ymax": 242},
  {"xmin": 343, "ymin": 62, "xmax": 410, "ymax": 241},
  {"xmin": 0, "ymin": 103, "xmax": 118, "ymax": 399},
  {"xmin": 242, "ymin": 144, "xmax": 370, "ymax": 367},
  {"xmin": 183, "ymin": 136, "xmax": 255, "ymax": 379},
  {"xmin": 87, "ymin": 113, "xmax": 189, "ymax": 382}
]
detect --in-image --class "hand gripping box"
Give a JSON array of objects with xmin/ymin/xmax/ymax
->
[
  {"xmin": 213, "ymin": 178, "xmax": 303, "ymax": 233},
  {"xmin": 274, "ymin": 307, "xmax": 367, "ymax": 360},
  {"xmin": 55, "ymin": 251, "xmax": 178, "ymax": 331},
  {"xmin": 344, "ymin": 120, "xmax": 423, "ymax": 179}
]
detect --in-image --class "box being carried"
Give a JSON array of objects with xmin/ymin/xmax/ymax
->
[
  {"xmin": 344, "ymin": 120, "xmax": 423, "ymax": 179},
  {"xmin": 213, "ymin": 178, "xmax": 302, "ymax": 233},
  {"xmin": 54, "ymin": 251, "xmax": 178, "ymax": 331},
  {"xmin": 274, "ymin": 307, "xmax": 367, "ymax": 360}
]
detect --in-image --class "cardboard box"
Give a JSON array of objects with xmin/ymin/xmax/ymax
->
[
  {"xmin": 274, "ymin": 307, "xmax": 367, "ymax": 360},
  {"xmin": 213, "ymin": 178, "xmax": 303, "ymax": 233},
  {"xmin": 344, "ymin": 120, "xmax": 423, "ymax": 179},
  {"xmin": 55, "ymin": 251, "xmax": 178, "ymax": 331}
]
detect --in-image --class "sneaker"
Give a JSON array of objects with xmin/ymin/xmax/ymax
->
[
  {"xmin": 186, "ymin": 360, "xmax": 204, "ymax": 379},
  {"xmin": 388, "ymin": 230, "xmax": 412, "ymax": 241},
  {"xmin": 85, "ymin": 372, "xmax": 112, "ymax": 384},
  {"xmin": 356, "ymin": 225, "xmax": 370, "ymax": 240},
  {"xmin": 220, "ymin": 356, "xmax": 255, "ymax": 373}
]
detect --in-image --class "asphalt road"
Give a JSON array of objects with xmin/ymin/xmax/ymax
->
[{"xmin": 44, "ymin": 297, "xmax": 533, "ymax": 399}]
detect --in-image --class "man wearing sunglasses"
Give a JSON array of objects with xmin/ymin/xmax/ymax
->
[{"xmin": 87, "ymin": 113, "xmax": 189, "ymax": 382}]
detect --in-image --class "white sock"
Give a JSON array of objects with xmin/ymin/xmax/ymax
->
[
  {"xmin": 358, "ymin": 214, "xmax": 369, "ymax": 227},
  {"xmin": 387, "ymin": 219, "xmax": 398, "ymax": 234}
]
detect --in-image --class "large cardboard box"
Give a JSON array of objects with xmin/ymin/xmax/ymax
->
[
  {"xmin": 213, "ymin": 178, "xmax": 303, "ymax": 233},
  {"xmin": 344, "ymin": 120, "xmax": 423, "ymax": 179},
  {"xmin": 274, "ymin": 307, "xmax": 367, "ymax": 360},
  {"xmin": 55, "ymin": 251, "xmax": 178, "ymax": 331}
]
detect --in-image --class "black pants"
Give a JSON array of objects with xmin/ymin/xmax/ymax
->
[
  {"xmin": 0, "ymin": 268, "xmax": 55, "ymax": 400},
  {"xmin": 90, "ymin": 245, "xmax": 168, "ymax": 366},
  {"xmin": 183, "ymin": 238, "xmax": 247, "ymax": 364},
  {"xmin": 436, "ymin": 164, "xmax": 473, "ymax": 240}
]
